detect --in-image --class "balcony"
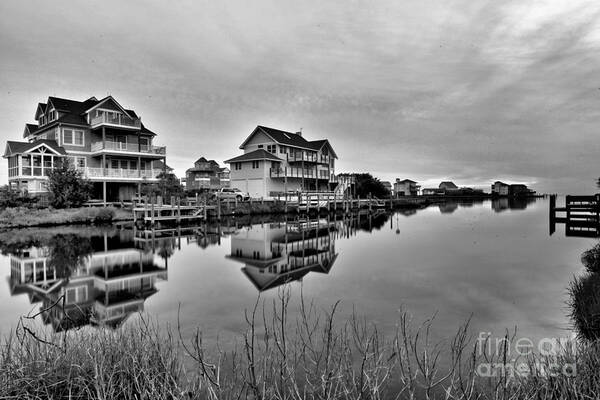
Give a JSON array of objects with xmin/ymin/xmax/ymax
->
[
  {"xmin": 78, "ymin": 167, "xmax": 163, "ymax": 180},
  {"xmin": 270, "ymin": 168, "xmax": 315, "ymax": 179},
  {"xmin": 90, "ymin": 113, "xmax": 141, "ymax": 129},
  {"xmin": 91, "ymin": 141, "xmax": 166, "ymax": 156},
  {"xmin": 287, "ymin": 153, "xmax": 330, "ymax": 164}
]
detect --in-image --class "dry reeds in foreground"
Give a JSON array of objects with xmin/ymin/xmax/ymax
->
[{"xmin": 0, "ymin": 288, "xmax": 597, "ymax": 400}]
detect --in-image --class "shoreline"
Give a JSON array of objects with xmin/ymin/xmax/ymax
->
[{"xmin": 0, "ymin": 195, "xmax": 542, "ymax": 230}]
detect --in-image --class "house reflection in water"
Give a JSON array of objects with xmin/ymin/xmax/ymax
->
[
  {"xmin": 7, "ymin": 230, "xmax": 167, "ymax": 331},
  {"xmin": 227, "ymin": 218, "xmax": 338, "ymax": 291},
  {"xmin": 491, "ymin": 197, "xmax": 537, "ymax": 213}
]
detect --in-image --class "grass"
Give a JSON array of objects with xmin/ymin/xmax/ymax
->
[
  {"xmin": 1, "ymin": 288, "xmax": 596, "ymax": 400},
  {"xmin": 0, "ymin": 206, "xmax": 131, "ymax": 228}
]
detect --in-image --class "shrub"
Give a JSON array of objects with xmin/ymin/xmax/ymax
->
[{"xmin": 47, "ymin": 161, "xmax": 92, "ymax": 208}]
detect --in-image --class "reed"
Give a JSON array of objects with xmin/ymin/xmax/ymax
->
[{"xmin": 0, "ymin": 289, "xmax": 595, "ymax": 399}]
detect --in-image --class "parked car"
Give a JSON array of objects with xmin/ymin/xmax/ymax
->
[{"xmin": 211, "ymin": 188, "xmax": 250, "ymax": 201}]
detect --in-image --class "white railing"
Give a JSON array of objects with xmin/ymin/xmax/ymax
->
[
  {"xmin": 90, "ymin": 113, "xmax": 141, "ymax": 128},
  {"xmin": 78, "ymin": 167, "xmax": 163, "ymax": 179},
  {"xmin": 91, "ymin": 141, "xmax": 166, "ymax": 155},
  {"xmin": 287, "ymin": 153, "xmax": 330, "ymax": 164}
]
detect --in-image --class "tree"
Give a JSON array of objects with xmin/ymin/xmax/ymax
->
[
  {"xmin": 141, "ymin": 172, "xmax": 184, "ymax": 200},
  {"xmin": 350, "ymin": 173, "xmax": 390, "ymax": 198},
  {"xmin": 47, "ymin": 160, "xmax": 92, "ymax": 208}
]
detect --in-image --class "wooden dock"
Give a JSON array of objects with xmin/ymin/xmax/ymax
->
[
  {"xmin": 132, "ymin": 196, "xmax": 215, "ymax": 226},
  {"xmin": 549, "ymin": 194, "xmax": 600, "ymax": 237}
]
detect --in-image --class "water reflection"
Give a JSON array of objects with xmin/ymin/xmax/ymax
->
[
  {"xmin": 491, "ymin": 197, "xmax": 537, "ymax": 213},
  {"xmin": 227, "ymin": 218, "xmax": 339, "ymax": 292},
  {"xmin": 5, "ymin": 229, "xmax": 167, "ymax": 331}
]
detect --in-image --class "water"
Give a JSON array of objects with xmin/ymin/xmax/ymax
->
[{"xmin": 0, "ymin": 198, "xmax": 595, "ymax": 348}]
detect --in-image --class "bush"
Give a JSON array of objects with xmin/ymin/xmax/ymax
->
[
  {"xmin": 0, "ymin": 186, "xmax": 36, "ymax": 208},
  {"xmin": 47, "ymin": 161, "xmax": 92, "ymax": 208}
]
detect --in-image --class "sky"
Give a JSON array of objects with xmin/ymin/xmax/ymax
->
[{"xmin": 1, "ymin": 0, "xmax": 600, "ymax": 194}]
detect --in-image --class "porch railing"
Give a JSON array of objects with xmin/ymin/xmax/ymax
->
[{"xmin": 90, "ymin": 113, "xmax": 141, "ymax": 128}]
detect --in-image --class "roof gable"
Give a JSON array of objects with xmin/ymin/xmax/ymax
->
[
  {"xmin": 35, "ymin": 103, "xmax": 47, "ymax": 119},
  {"xmin": 308, "ymin": 139, "xmax": 337, "ymax": 158},
  {"xmin": 84, "ymin": 96, "xmax": 133, "ymax": 118},
  {"xmin": 4, "ymin": 140, "xmax": 67, "ymax": 158},
  {"xmin": 240, "ymin": 125, "xmax": 314, "ymax": 150}
]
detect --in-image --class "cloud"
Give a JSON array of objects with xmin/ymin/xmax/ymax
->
[{"xmin": 0, "ymin": 0, "xmax": 599, "ymax": 193}]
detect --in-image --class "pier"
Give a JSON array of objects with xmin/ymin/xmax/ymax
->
[{"xmin": 549, "ymin": 194, "xmax": 600, "ymax": 237}]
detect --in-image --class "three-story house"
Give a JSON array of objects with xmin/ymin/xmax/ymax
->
[
  {"xmin": 4, "ymin": 95, "xmax": 167, "ymax": 203},
  {"xmin": 225, "ymin": 125, "xmax": 337, "ymax": 199}
]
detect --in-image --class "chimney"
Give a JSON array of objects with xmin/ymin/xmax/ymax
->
[{"xmin": 296, "ymin": 128, "xmax": 302, "ymax": 136}]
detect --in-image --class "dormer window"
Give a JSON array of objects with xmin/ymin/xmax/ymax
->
[{"xmin": 48, "ymin": 109, "xmax": 57, "ymax": 122}]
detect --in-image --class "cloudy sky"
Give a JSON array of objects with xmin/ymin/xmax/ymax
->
[{"xmin": 1, "ymin": 0, "xmax": 599, "ymax": 193}]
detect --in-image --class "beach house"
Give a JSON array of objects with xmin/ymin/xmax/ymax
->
[
  {"xmin": 4, "ymin": 95, "xmax": 167, "ymax": 203},
  {"xmin": 225, "ymin": 126, "xmax": 337, "ymax": 199}
]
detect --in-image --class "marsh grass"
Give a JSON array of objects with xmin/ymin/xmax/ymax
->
[
  {"xmin": 0, "ymin": 206, "xmax": 130, "ymax": 228},
  {"xmin": 0, "ymin": 288, "xmax": 596, "ymax": 399}
]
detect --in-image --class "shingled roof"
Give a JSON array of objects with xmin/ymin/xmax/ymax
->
[
  {"xmin": 239, "ymin": 125, "xmax": 337, "ymax": 158},
  {"xmin": 4, "ymin": 140, "xmax": 68, "ymax": 157},
  {"xmin": 28, "ymin": 96, "xmax": 153, "ymax": 134},
  {"xmin": 225, "ymin": 149, "xmax": 283, "ymax": 163}
]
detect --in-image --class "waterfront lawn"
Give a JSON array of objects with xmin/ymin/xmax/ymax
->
[{"xmin": 0, "ymin": 206, "xmax": 131, "ymax": 228}]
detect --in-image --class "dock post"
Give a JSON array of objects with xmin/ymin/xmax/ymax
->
[
  {"xmin": 368, "ymin": 193, "xmax": 372, "ymax": 213},
  {"xmin": 317, "ymin": 193, "xmax": 321, "ymax": 213},
  {"xmin": 177, "ymin": 196, "xmax": 181, "ymax": 224},
  {"xmin": 284, "ymin": 192, "xmax": 288, "ymax": 214},
  {"xmin": 203, "ymin": 197, "xmax": 207, "ymax": 220},
  {"xmin": 151, "ymin": 197, "xmax": 155, "ymax": 227},
  {"xmin": 217, "ymin": 197, "xmax": 221, "ymax": 220}
]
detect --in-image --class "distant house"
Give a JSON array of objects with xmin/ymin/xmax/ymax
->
[
  {"xmin": 394, "ymin": 179, "xmax": 419, "ymax": 196},
  {"xmin": 492, "ymin": 181, "xmax": 535, "ymax": 197},
  {"xmin": 491, "ymin": 181, "xmax": 510, "ymax": 196},
  {"xmin": 225, "ymin": 125, "xmax": 337, "ymax": 199},
  {"xmin": 439, "ymin": 181, "xmax": 459, "ymax": 191},
  {"xmin": 422, "ymin": 188, "xmax": 445, "ymax": 196},
  {"xmin": 509, "ymin": 184, "xmax": 535, "ymax": 197},
  {"xmin": 185, "ymin": 156, "xmax": 230, "ymax": 191}
]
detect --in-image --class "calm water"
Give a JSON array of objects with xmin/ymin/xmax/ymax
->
[{"xmin": 0, "ymin": 197, "xmax": 594, "ymax": 348}]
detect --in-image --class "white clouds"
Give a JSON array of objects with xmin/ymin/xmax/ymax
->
[{"xmin": 0, "ymin": 0, "xmax": 598, "ymax": 193}]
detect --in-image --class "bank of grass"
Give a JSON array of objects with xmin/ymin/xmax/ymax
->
[
  {"xmin": 0, "ymin": 206, "xmax": 131, "ymax": 228},
  {"xmin": 2, "ymin": 293, "xmax": 597, "ymax": 400}
]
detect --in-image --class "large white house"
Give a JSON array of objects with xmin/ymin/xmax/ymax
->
[{"xmin": 225, "ymin": 126, "xmax": 338, "ymax": 199}]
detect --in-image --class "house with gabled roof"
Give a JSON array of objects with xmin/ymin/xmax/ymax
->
[
  {"xmin": 4, "ymin": 95, "xmax": 167, "ymax": 202},
  {"xmin": 225, "ymin": 125, "xmax": 338, "ymax": 199},
  {"xmin": 185, "ymin": 156, "xmax": 230, "ymax": 191}
]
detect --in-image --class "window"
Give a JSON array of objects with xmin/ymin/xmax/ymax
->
[
  {"xmin": 68, "ymin": 157, "xmax": 85, "ymax": 169},
  {"xmin": 279, "ymin": 146, "xmax": 287, "ymax": 154},
  {"xmin": 63, "ymin": 129, "xmax": 84, "ymax": 146},
  {"xmin": 48, "ymin": 109, "xmax": 57, "ymax": 122},
  {"xmin": 140, "ymin": 137, "xmax": 149, "ymax": 151},
  {"xmin": 267, "ymin": 144, "xmax": 276, "ymax": 153},
  {"xmin": 257, "ymin": 145, "xmax": 263, "ymax": 149},
  {"xmin": 252, "ymin": 160, "xmax": 259, "ymax": 169},
  {"xmin": 65, "ymin": 286, "xmax": 88, "ymax": 305},
  {"xmin": 130, "ymin": 160, "xmax": 137, "ymax": 170},
  {"xmin": 140, "ymin": 160, "xmax": 147, "ymax": 170},
  {"xmin": 234, "ymin": 162, "xmax": 242, "ymax": 170}
]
